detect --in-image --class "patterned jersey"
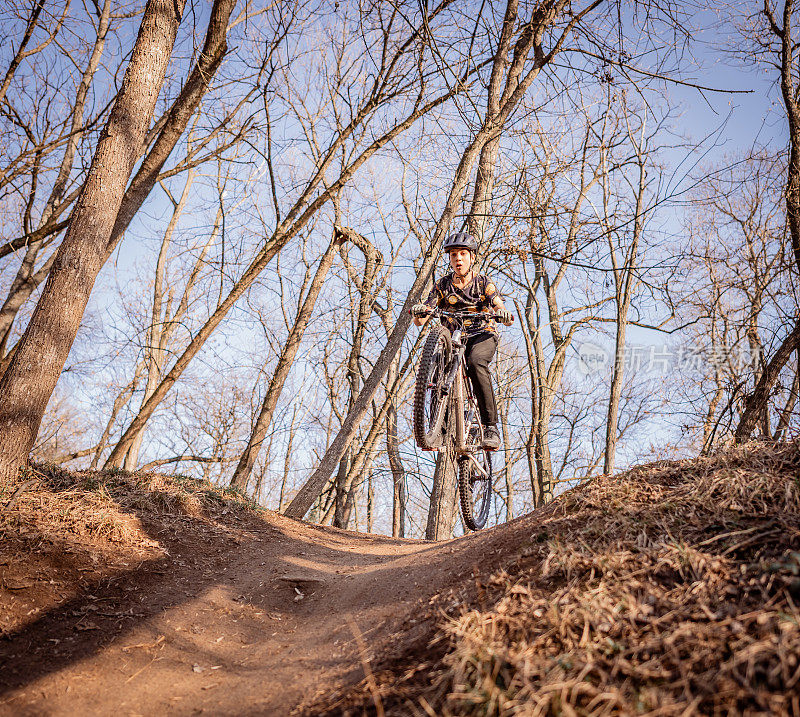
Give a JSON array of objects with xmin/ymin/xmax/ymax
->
[{"xmin": 423, "ymin": 272, "xmax": 500, "ymax": 336}]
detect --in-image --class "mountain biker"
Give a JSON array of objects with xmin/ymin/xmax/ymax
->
[{"xmin": 410, "ymin": 232, "xmax": 513, "ymax": 451}]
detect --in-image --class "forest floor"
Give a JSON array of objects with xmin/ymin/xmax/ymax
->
[{"xmin": 1, "ymin": 442, "xmax": 799, "ymax": 715}]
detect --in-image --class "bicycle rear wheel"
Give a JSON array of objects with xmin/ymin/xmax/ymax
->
[
  {"xmin": 458, "ymin": 442, "xmax": 493, "ymax": 531},
  {"xmin": 413, "ymin": 325, "xmax": 452, "ymax": 450}
]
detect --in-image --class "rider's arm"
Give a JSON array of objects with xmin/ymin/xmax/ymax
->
[
  {"xmin": 484, "ymin": 276, "xmax": 514, "ymax": 325},
  {"xmin": 491, "ymin": 296, "xmax": 514, "ymax": 325}
]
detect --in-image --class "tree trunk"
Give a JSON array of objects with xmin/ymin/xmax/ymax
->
[
  {"xmin": 499, "ymin": 396, "xmax": 514, "ymax": 521},
  {"xmin": 534, "ymin": 389, "xmax": 555, "ymax": 503},
  {"xmin": 773, "ymin": 349, "xmax": 800, "ymax": 440},
  {"xmin": 603, "ymin": 124, "xmax": 646, "ymax": 475},
  {"xmin": 367, "ymin": 470, "xmax": 374, "ymax": 533},
  {"xmin": 333, "ymin": 447, "xmax": 354, "ymax": 528},
  {"xmin": 333, "ymin": 233, "xmax": 380, "ymax": 527},
  {"xmin": 229, "ymin": 230, "xmax": 345, "ymax": 490},
  {"xmin": 603, "ymin": 318, "xmax": 627, "ymax": 474},
  {"xmin": 735, "ymin": 321, "xmax": 800, "ymax": 442},
  {"xmin": 425, "ymin": 431, "xmax": 458, "ymax": 541},
  {"xmin": 0, "ymin": 0, "xmax": 187, "ymax": 484},
  {"xmin": 386, "ymin": 356, "xmax": 406, "ymax": 538},
  {"xmin": 286, "ymin": 0, "xmax": 572, "ymax": 520}
]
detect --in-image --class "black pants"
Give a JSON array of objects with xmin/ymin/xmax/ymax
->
[{"xmin": 464, "ymin": 331, "xmax": 498, "ymax": 427}]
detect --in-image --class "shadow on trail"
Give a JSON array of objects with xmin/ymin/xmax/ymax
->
[{"xmin": 0, "ymin": 470, "xmax": 509, "ymax": 704}]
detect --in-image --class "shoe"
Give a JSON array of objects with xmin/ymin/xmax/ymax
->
[{"xmin": 482, "ymin": 425, "xmax": 500, "ymax": 451}]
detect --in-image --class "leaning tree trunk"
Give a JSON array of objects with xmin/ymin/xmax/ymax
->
[
  {"xmin": 229, "ymin": 230, "xmax": 345, "ymax": 491},
  {"xmin": 0, "ymin": 0, "xmax": 187, "ymax": 484},
  {"xmin": 735, "ymin": 321, "xmax": 800, "ymax": 442},
  {"xmin": 285, "ymin": 0, "xmax": 582, "ymax": 520}
]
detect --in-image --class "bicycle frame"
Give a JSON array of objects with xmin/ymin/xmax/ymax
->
[
  {"xmin": 448, "ymin": 330, "xmax": 491, "ymax": 480},
  {"xmin": 434, "ymin": 316, "xmax": 494, "ymax": 480}
]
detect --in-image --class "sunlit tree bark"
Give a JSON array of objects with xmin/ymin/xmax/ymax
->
[{"xmin": 0, "ymin": 0, "xmax": 188, "ymax": 483}]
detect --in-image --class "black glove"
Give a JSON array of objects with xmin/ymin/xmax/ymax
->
[
  {"xmin": 411, "ymin": 303, "xmax": 432, "ymax": 319},
  {"xmin": 496, "ymin": 308, "xmax": 513, "ymax": 326}
]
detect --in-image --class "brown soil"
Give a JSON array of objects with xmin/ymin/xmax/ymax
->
[
  {"xmin": 0, "ymin": 466, "xmax": 532, "ymax": 715},
  {"xmin": 316, "ymin": 441, "xmax": 800, "ymax": 716},
  {"xmin": 3, "ymin": 444, "xmax": 799, "ymax": 716}
]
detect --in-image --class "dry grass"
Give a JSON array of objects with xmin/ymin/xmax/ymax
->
[
  {"xmin": 0, "ymin": 462, "xmax": 258, "ymax": 556},
  {"xmin": 324, "ymin": 442, "xmax": 800, "ymax": 716}
]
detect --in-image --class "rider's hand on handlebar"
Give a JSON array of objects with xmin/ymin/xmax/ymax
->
[
  {"xmin": 411, "ymin": 303, "xmax": 432, "ymax": 319},
  {"xmin": 497, "ymin": 308, "xmax": 514, "ymax": 326}
]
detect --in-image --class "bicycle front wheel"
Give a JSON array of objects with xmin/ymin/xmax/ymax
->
[
  {"xmin": 413, "ymin": 325, "xmax": 452, "ymax": 450},
  {"xmin": 458, "ymin": 449, "xmax": 492, "ymax": 531}
]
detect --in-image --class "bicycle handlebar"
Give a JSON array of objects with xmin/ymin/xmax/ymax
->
[{"xmin": 415, "ymin": 307, "xmax": 514, "ymax": 324}]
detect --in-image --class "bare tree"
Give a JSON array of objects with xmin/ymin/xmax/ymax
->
[
  {"xmin": 0, "ymin": 0, "xmax": 114, "ymax": 370},
  {"xmin": 229, "ymin": 227, "xmax": 346, "ymax": 490},
  {"xmin": 679, "ymin": 151, "xmax": 795, "ymax": 449},
  {"xmin": 734, "ymin": 0, "xmax": 800, "ymax": 440},
  {"xmin": 0, "ymin": 0, "xmax": 193, "ymax": 483},
  {"xmin": 288, "ymin": 0, "xmax": 610, "ymax": 523},
  {"xmin": 494, "ymin": 107, "xmax": 609, "ymax": 506},
  {"xmin": 105, "ymin": 0, "xmax": 489, "ymax": 469},
  {"xmin": 332, "ymin": 231, "xmax": 383, "ymax": 527},
  {"xmin": 602, "ymin": 105, "xmax": 652, "ymax": 474},
  {"xmin": 0, "ymin": 0, "xmax": 243, "ymax": 376}
]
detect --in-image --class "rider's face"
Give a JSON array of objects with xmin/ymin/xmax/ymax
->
[{"xmin": 448, "ymin": 248, "xmax": 473, "ymax": 276}]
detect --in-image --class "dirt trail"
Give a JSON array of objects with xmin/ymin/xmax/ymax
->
[{"xmin": 0, "ymin": 498, "xmax": 531, "ymax": 716}]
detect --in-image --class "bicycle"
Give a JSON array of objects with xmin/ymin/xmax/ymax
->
[{"xmin": 412, "ymin": 308, "xmax": 506, "ymax": 531}]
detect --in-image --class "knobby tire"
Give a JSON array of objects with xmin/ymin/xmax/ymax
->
[
  {"xmin": 413, "ymin": 325, "xmax": 451, "ymax": 450},
  {"xmin": 458, "ymin": 429, "xmax": 492, "ymax": 531}
]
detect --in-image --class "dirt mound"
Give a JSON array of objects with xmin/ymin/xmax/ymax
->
[
  {"xmin": 0, "ymin": 463, "xmax": 531, "ymax": 715},
  {"xmin": 314, "ymin": 442, "xmax": 800, "ymax": 716},
  {"xmin": 2, "ymin": 445, "xmax": 799, "ymax": 715}
]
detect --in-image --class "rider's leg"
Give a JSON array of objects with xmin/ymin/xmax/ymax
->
[{"xmin": 464, "ymin": 331, "xmax": 499, "ymax": 429}]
